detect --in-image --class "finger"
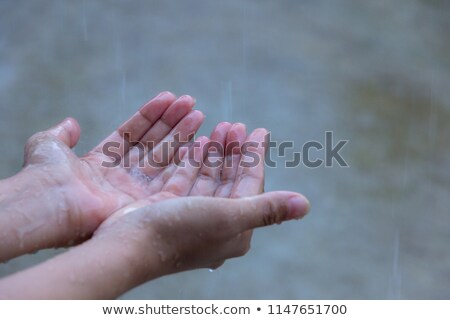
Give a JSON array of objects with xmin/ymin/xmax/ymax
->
[
  {"xmin": 190, "ymin": 122, "xmax": 232, "ymax": 196},
  {"xmin": 138, "ymin": 110, "xmax": 205, "ymax": 176},
  {"xmin": 91, "ymin": 91, "xmax": 177, "ymax": 156},
  {"xmin": 48, "ymin": 117, "xmax": 81, "ymax": 148},
  {"xmin": 229, "ymin": 128, "xmax": 268, "ymax": 198},
  {"xmin": 161, "ymin": 136, "xmax": 210, "ymax": 196},
  {"xmin": 136, "ymin": 95, "xmax": 196, "ymax": 151},
  {"xmin": 214, "ymin": 123, "xmax": 247, "ymax": 198},
  {"xmin": 24, "ymin": 118, "xmax": 81, "ymax": 165},
  {"xmin": 145, "ymin": 144, "xmax": 191, "ymax": 193},
  {"xmin": 233, "ymin": 192, "xmax": 310, "ymax": 231}
]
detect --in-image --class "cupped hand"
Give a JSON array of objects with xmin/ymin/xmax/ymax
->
[
  {"xmin": 0, "ymin": 118, "xmax": 310, "ymax": 299},
  {"xmin": 21, "ymin": 92, "xmax": 204, "ymax": 245},
  {"xmin": 95, "ymin": 191, "xmax": 309, "ymax": 281},
  {"xmin": 94, "ymin": 123, "xmax": 310, "ymax": 277}
]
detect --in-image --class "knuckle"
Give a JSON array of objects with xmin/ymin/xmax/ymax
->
[
  {"xmin": 26, "ymin": 131, "xmax": 47, "ymax": 147},
  {"xmin": 25, "ymin": 132, "xmax": 49, "ymax": 161},
  {"xmin": 260, "ymin": 199, "xmax": 282, "ymax": 226}
]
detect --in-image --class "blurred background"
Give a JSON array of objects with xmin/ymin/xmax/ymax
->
[{"xmin": 0, "ymin": 0, "xmax": 449, "ymax": 299}]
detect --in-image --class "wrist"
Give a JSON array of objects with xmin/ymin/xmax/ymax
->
[
  {"xmin": 0, "ymin": 166, "xmax": 72, "ymax": 260},
  {"xmin": 94, "ymin": 215, "xmax": 167, "ymax": 286}
]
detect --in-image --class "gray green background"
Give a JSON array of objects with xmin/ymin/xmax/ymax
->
[{"xmin": 0, "ymin": 0, "xmax": 449, "ymax": 299}]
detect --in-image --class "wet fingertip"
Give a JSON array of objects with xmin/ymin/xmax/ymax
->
[
  {"xmin": 191, "ymin": 110, "xmax": 205, "ymax": 120},
  {"xmin": 233, "ymin": 122, "xmax": 246, "ymax": 129},
  {"xmin": 195, "ymin": 135, "xmax": 209, "ymax": 142},
  {"xmin": 178, "ymin": 94, "xmax": 196, "ymax": 104},
  {"xmin": 60, "ymin": 117, "xmax": 81, "ymax": 147},
  {"xmin": 156, "ymin": 91, "xmax": 176, "ymax": 100},
  {"xmin": 228, "ymin": 123, "xmax": 247, "ymax": 138},
  {"xmin": 218, "ymin": 121, "xmax": 232, "ymax": 128},
  {"xmin": 254, "ymin": 127, "xmax": 269, "ymax": 135}
]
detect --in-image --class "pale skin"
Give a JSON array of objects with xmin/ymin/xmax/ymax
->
[{"xmin": 0, "ymin": 92, "xmax": 310, "ymax": 299}]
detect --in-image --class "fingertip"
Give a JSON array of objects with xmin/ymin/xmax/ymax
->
[
  {"xmin": 218, "ymin": 121, "xmax": 232, "ymax": 128},
  {"xmin": 233, "ymin": 123, "xmax": 247, "ymax": 138},
  {"xmin": 286, "ymin": 195, "xmax": 310, "ymax": 220},
  {"xmin": 195, "ymin": 135, "xmax": 210, "ymax": 144},
  {"xmin": 60, "ymin": 117, "xmax": 81, "ymax": 148},
  {"xmin": 178, "ymin": 94, "xmax": 196, "ymax": 105},
  {"xmin": 253, "ymin": 127, "xmax": 268, "ymax": 136},
  {"xmin": 156, "ymin": 91, "xmax": 177, "ymax": 100},
  {"xmin": 210, "ymin": 122, "xmax": 232, "ymax": 141},
  {"xmin": 226, "ymin": 123, "xmax": 247, "ymax": 154},
  {"xmin": 191, "ymin": 109, "xmax": 205, "ymax": 119},
  {"xmin": 233, "ymin": 122, "xmax": 246, "ymax": 130},
  {"xmin": 189, "ymin": 111, "xmax": 206, "ymax": 129}
]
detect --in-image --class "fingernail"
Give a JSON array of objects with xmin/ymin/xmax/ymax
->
[{"xmin": 286, "ymin": 196, "xmax": 310, "ymax": 220}]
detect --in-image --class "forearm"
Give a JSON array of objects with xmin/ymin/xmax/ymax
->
[
  {"xmin": 0, "ymin": 167, "xmax": 72, "ymax": 261},
  {"xmin": 0, "ymin": 231, "xmax": 159, "ymax": 299}
]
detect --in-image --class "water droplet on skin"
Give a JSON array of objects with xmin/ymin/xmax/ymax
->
[
  {"xmin": 130, "ymin": 166, "xmax": 152, "ymax": 185},
  {"xmin": 158, "ymin": 250, "xmax": 167, "ymax": 262},
  {"xmin": 57, "ymin": 212, "xmax": 64, "ymax": 226}
]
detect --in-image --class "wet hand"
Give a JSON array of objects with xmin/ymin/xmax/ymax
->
[
  {"xmin": 2, "ymin": 92, "xmax": 204, "ymax": 258},
  {"xmin": 94, "ymin": 191, "xmax": 310, "ymax": 281},
  {"xmin": 95, "ymin": 123, "xmax": 310, "ymax": 276}
]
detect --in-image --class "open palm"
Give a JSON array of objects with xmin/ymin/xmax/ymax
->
[
  {"xmin": 23, "ymin": 92, "xmax": 207, "ymax": 244},
  {"xmin": 103, "ymin": 121, "xmax": 267, "ymax": 220}
]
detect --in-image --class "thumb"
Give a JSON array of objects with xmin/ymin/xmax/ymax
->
[
  {"xmin": 45, "ymin": 117, "xmax": 81, "ymax": 148},
  {"xmin": 161, "ymin": 191, "xmax": 310, "ymax": 233},
  {"xmin": 221, "ymin": 191, "xmax": 310, "ymax": 231},
  {"xmin": 24, "ymin": 118, "xmax": 81, "ymax": 165},
  {"xmin": 26, "ymin": 118, "xmax": 81, "ymax": 150}
]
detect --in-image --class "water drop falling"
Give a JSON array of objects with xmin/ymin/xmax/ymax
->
[
  {"xmin": 388, "ymin": 229, "xmax": 402, "ymax": 299},
  {"xmin": 121, "ymin": 70, "xmax": 127, "ymax": 109},
  {"xmin": 221, "ymin": 80, "xmax": 233, "ymax": 122},
  {"xmin": 81, "ymin": 0, "xmax": 88, "ymax": 41}
]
